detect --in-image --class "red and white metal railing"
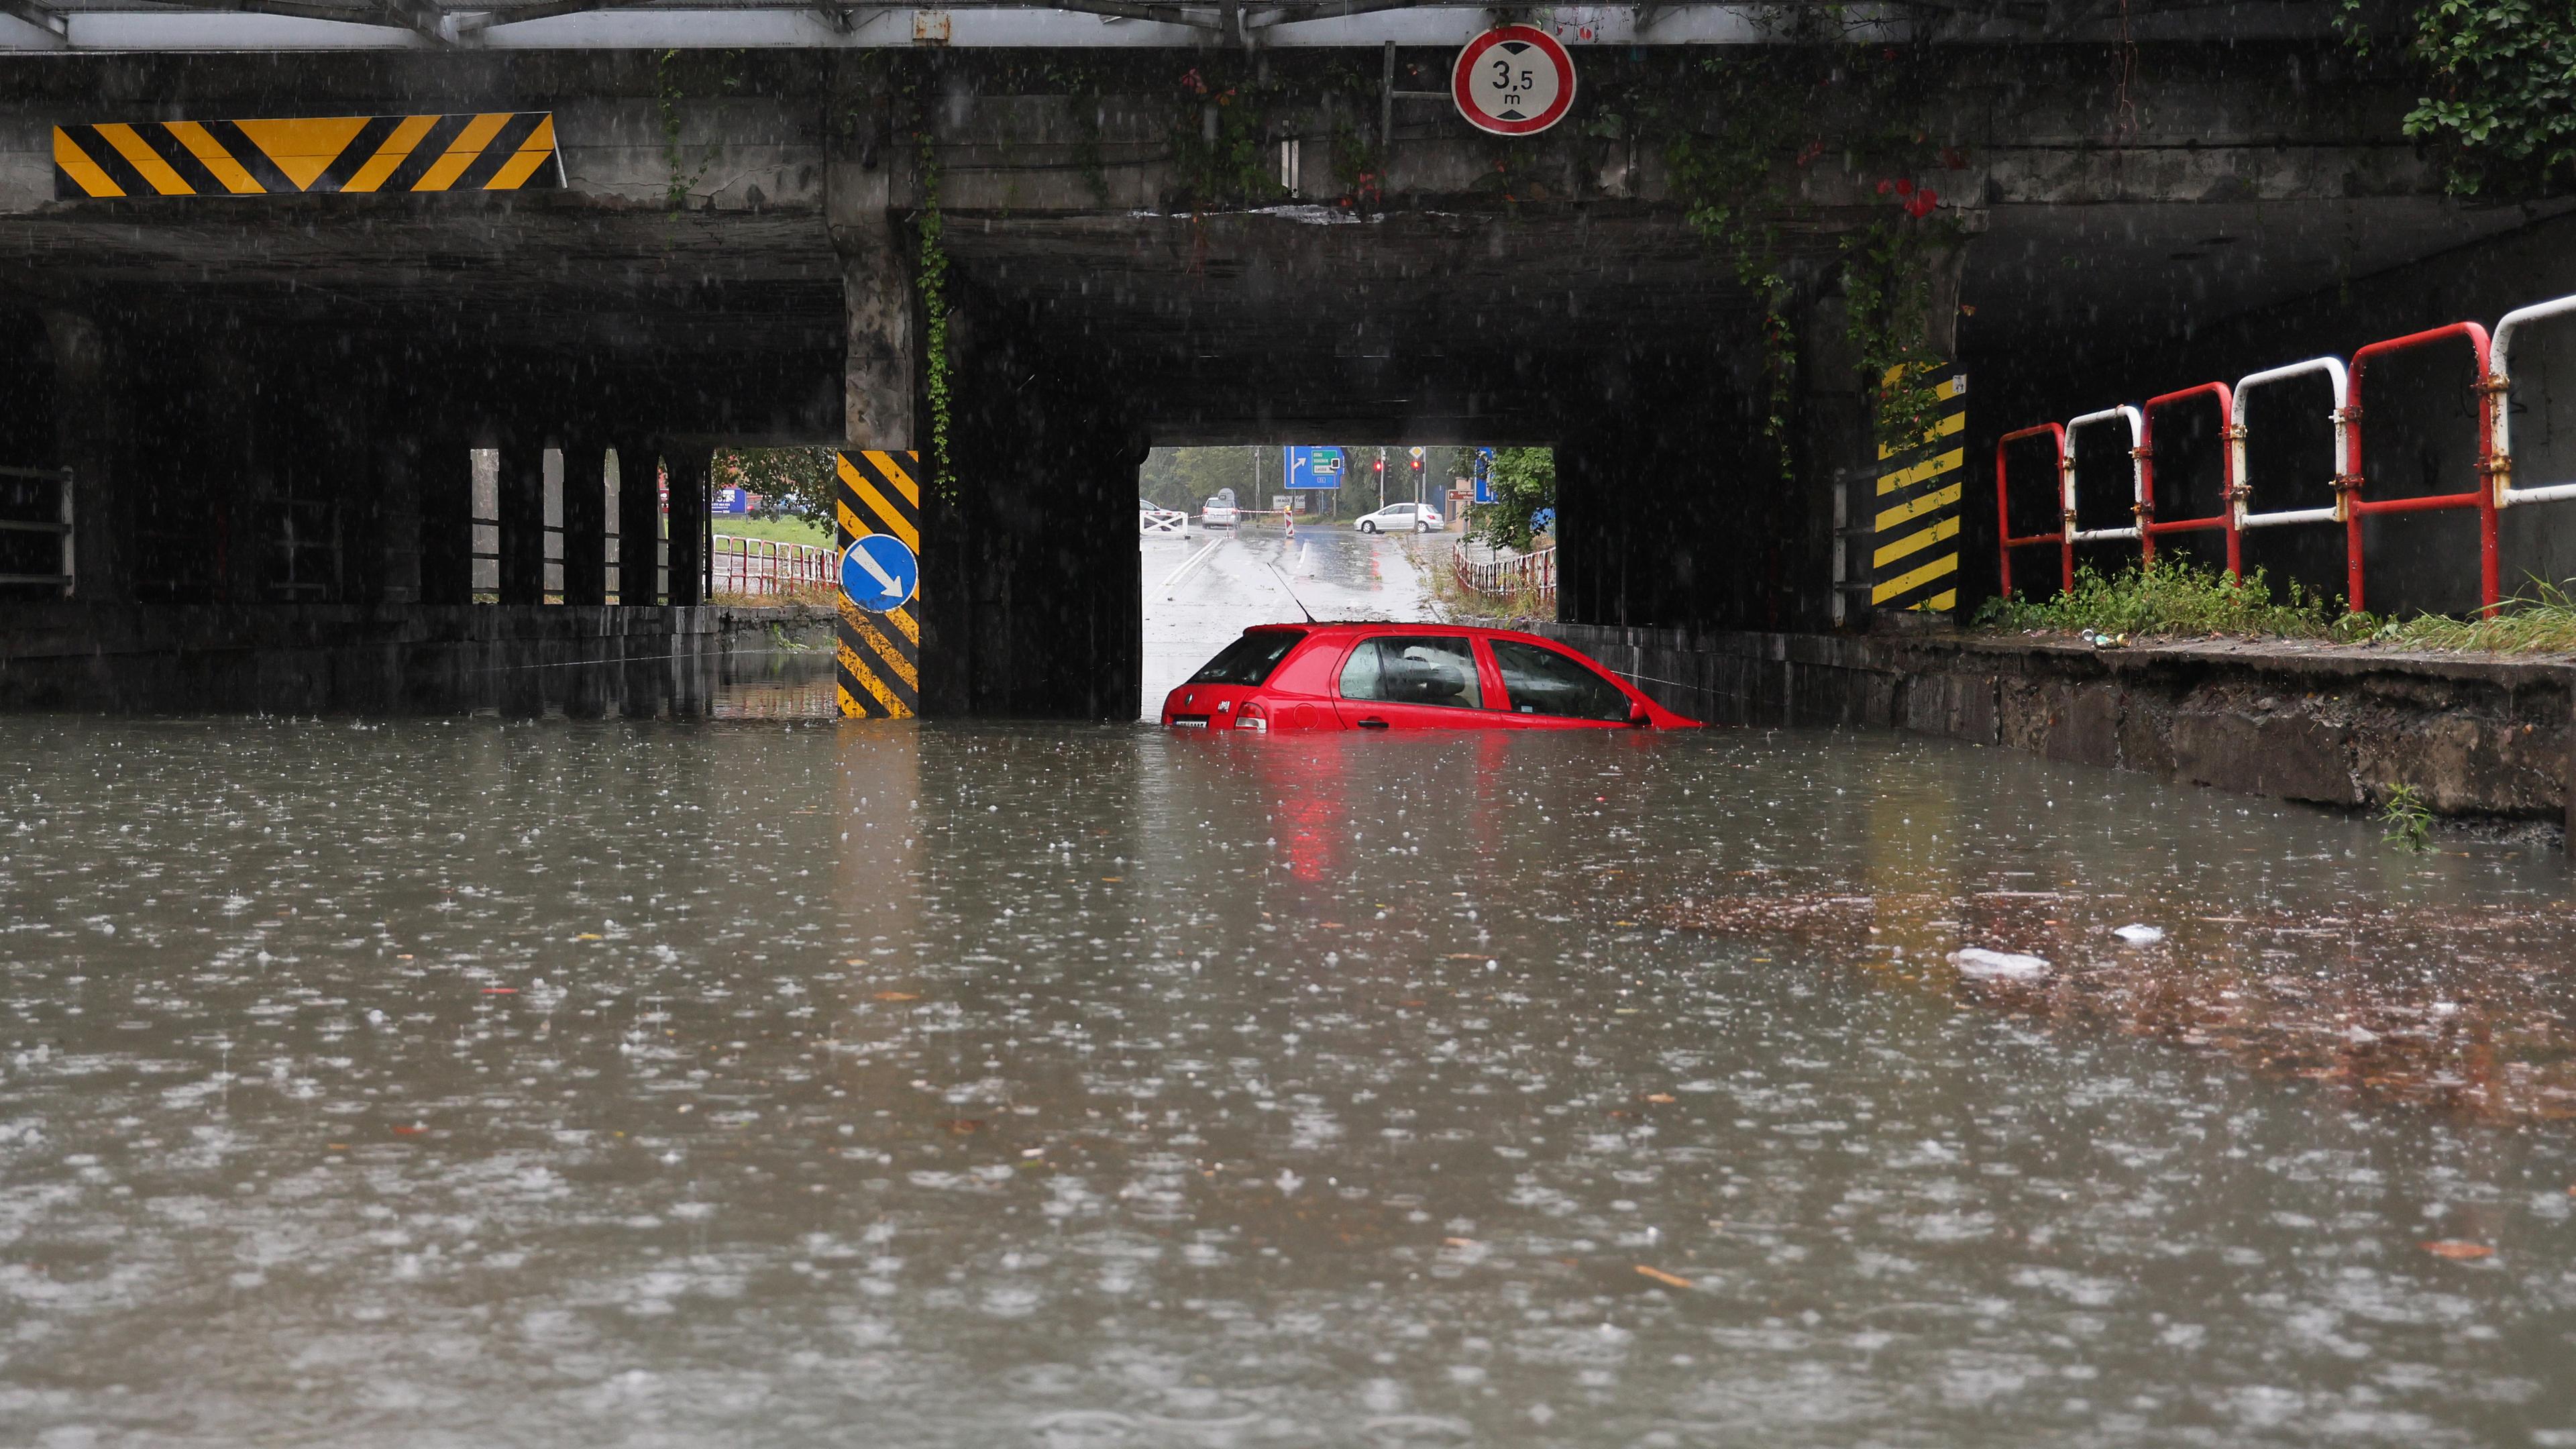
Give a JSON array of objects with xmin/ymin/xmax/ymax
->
[
  {"xmin": 712, "ymin": 533, "xmax": 834, "ymax": 596},
  {"xmin": 1453, "ymin": 541, "xmax": 1558, "ymax": 610},
  {"xmin": 1996, "ymin": 289, "xmax": 2576, "ymax": 616}
]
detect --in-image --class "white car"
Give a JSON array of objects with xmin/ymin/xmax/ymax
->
[
  {"xmin": 1140, "ymin": 498, "xmax": 1188, "ymax": 535},
  {"xmin": 1202, "ymin": 497, "xmax": 1239, "ymax": 528},
  {"xmin": 1356, "ymin": 502, "xmax": 1444, "ymax": 533}
]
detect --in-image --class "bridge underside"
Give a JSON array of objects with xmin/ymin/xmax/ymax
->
[{"xmin": 4, "ymin": 45, "xmax": 2573, "ymax": 714}]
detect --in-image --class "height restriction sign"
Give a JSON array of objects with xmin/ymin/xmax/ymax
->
[{"xmin": 1452, "ymin": 25, "xmax": 1576, "ymax": 137}]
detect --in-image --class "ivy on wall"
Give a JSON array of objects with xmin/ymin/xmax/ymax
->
[
  {"xmin": 1652, "ymin": 44, "xmax": 1965, "ymax": 472},
  {"xmin": 915, "ymin": 130, "xmax": 955, "ymax": 504},
  {"xmin": 2341, "ymin": 0, "xmax": 2576, "ymax": 195}
]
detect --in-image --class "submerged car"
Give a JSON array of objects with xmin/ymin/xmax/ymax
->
[{"xmin": 1161, "ymin": 624, "xmax": 1701, "ymax": 732}]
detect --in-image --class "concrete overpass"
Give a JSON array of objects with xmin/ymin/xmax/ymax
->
[{"xmin": 3, "ymin": 2, "xmax": 2572, "ymax": 714}]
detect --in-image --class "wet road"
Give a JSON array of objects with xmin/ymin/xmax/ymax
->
[
  {"xmin": 3, "ymin": 704, "xmax": 2574, "ymax": 1446},
  {"xmin": 1141, "ymin": 523, "xmax": 1433, "ymax": 715}
]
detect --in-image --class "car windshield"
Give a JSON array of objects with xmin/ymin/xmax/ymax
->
[
  {"xmin": 1186, "ymin": 630, "xmax": 1305, "ymax": 686},
  {"xmin": 1338, "ymin": 636, "xmax": 1483, "ymax": 708},
  {"xmin": 1490, "ymin": 639, "xmax": 1631, "ymax": 721}
]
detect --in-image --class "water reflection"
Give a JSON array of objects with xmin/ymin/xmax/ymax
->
[{"xmin": 0, "ymin": 715, "xmax": 2569, "ymax": 1446}]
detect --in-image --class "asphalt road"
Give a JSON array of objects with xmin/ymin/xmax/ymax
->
[{"xmin": 1139, "ymin": 521, "xmax": 1437, "ymax": 717}]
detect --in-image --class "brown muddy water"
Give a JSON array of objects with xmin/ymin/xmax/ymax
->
[{"xmin": 1, "ymin": 700, "xmax": 2572, "ymax": 1446}]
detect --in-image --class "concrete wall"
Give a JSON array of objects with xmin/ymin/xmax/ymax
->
[
  {"xmin": 1543, "ymin": 621, "xmax": 2576, "ymax": 837},
  {"xmin": 0, "ymin": 601, "xmax": 831, "ymax": 714}
]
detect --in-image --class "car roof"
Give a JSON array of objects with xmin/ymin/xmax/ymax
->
[{"xmin": 1237, "ymin": 622, "xmax": 1591, "ymax": 649}]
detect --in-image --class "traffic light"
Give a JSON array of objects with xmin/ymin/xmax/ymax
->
[{"xmin": 1373, "ymin": 456, "xmax": 1385, "ymax": 474}]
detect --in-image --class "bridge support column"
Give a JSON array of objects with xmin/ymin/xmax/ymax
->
[
  {"xmin": 917, "ymin": 290, "xmax": 1143, "ymax": 720},
  {"xmin": 419, "ymin": 436, "xmax": 474, "ymax": 606},
  {"xmin": 45, "ymin": 311, "xmax": 127, "ymax": 603},
  {"xmin": 613, "ymin": 440, "xmax": 661, "ymax": 604},
  {"xmin": 666, "ymin": 445, "xmax": 709, "ymax": 606},
  {"xmin": 561, "ymin": 443, "xmax": 608, "ymax": 606}
]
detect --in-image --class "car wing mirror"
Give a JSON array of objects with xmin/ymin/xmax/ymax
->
[{"xmin": 1627, "ymin": 704, "xmax": 1651, "ymax": 729}]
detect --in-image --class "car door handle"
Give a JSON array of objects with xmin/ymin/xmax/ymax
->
[{"xmin": 1355, "ymin": 717, "xmax": 1389, "ymax": 729}]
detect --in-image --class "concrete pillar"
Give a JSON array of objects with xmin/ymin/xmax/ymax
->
[
  {"xmin": 835, "ymin": 165, "xmax": 916, "ymax": 452},
  {"xmin": 1796, "ymin": 291, "xmax": 1872, "ymax": 631},
  {"xmin": 561, "ymin": 443, "xmax": 608, "ymax": 606},
  {"xmin": 419, "ymin": 438, "xmax": 475, "ymax": 605},
  {"xmin": 666, "ymin": 445, "xmax": 710, "ymax": 606},
  {"xmin": 363, "ymin": 432, "xmax": 424, "ymax": 605},
  {"xmin": 44, "ymin": 311, "xmax": 126, "ymax": 603},
  {"xmin": 613, "ymin": 439, "xmax": 661, "ymax": 604},
  {"xmin": 498, "ymin": 443, "xmax": 546, "ymax": 605}
]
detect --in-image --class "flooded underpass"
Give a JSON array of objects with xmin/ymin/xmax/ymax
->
[{"xmin": 3, "ymin": 706, "xmax": 2573, "ymax": 1446}]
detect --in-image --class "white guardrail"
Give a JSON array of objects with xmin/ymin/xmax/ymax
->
[{"xmin": 713, "ymin": 533, "xmax": 833, "ymax": 597}]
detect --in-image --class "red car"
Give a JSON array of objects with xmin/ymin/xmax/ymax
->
[{"xmin": 1160, "ymin": 624, "xmax": 1701, "ymax": 732}]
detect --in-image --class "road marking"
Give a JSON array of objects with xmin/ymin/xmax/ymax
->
[{"xmin": 1159, "ymin": 537, "xmax": 1224, "ymax": 596}]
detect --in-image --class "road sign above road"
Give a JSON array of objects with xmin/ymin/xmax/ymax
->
[
  {"xmin": 1283, "ymin": 445, "xmax": 1344, "ymax": 489},
  {"xmin": 841, "ymin": 532, "xmax": 920, "ymax": 614},
  {"xmin": 1452, "ymin": 25, "xmax": 1577, "ymax": 137}
]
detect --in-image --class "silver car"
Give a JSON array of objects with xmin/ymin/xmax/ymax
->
[{"xmin": 1356, "ymin": 502, "xmax": 1444, "ymax": 534}]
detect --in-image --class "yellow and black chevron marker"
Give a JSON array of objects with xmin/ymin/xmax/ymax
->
[
  {"xmin": 1870, "ymin": 368, "xmax": 1967, "ymax": 614},
  {"xmin": 835, "ymin": 449, "xmax": 922, "ymax": 721},
  {"xmin": 53, "ymin": 113, "xmax": 561, "ymax": 199}
]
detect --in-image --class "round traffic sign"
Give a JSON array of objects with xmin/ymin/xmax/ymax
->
[
  {"xmin": 840, "ymin": 533, "xmax": 920, "ymax": 614},
  {"xmin": 1451, "ymin": 25, "xmax": 1576, "ymax": 137}
]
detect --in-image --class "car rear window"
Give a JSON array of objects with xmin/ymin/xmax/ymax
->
[
  {"xmin": 1187, "ymin": 630, "xmax": 1305, "ymax": 686},
  {"xmin": 1491, "ymin": 639, "xmax": 1631, "ymax": 721}
]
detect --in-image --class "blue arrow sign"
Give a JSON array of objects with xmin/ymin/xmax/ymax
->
[
  {"xmin": 1283, "ymin": 445, "xmax": 1344, "ymax": 489},
  {"xmin": 841, "ymin": 533, "xmax": 920, "ymax": 613}
]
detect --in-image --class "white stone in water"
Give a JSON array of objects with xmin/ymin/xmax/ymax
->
[
  {"xmin": 1950, "ymin": 948, "xmax": 2051, "ymax": 979},
  {"xmin": 2113, "ymin": 924, "xmax": 2166, "ymax": 945}
]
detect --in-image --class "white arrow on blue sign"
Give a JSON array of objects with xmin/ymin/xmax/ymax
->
[{"xmin": 841, "ymin": 533, "xmax": 920, "ymax": 613}]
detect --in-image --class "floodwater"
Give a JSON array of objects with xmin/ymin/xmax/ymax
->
[
  {"xmin": 4, "ymin": 712, "xmax": 2575, "ymax": 1447},
  {"xmin": 4, "ymin": 542, "xmax": 2574, "ymax": 1447}
]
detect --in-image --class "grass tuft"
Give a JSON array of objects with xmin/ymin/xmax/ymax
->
[
  {"xmin": 2383, "ymin": 577, "xmax": 2576, "ymax": 655},
  {"xmin": 1974, "ymin": 561, "xmax": 2349, "ymax": 639},
  {"xmin": 1976, "ymin": 561, "xmax": 2576, "ymax": 655}
]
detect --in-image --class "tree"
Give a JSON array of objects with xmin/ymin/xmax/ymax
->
[
  {"xmin": 716, "ymin": 447, "xmax": 839, "ymax": 521},
  {"xmin": 1466, "ymin": 447, "xmax": 1556, "ymax": 551}
]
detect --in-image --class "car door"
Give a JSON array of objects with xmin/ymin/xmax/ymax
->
[
  {"xmin": 1332, "ymin": 633, "xmax": 1489, "ymax": 731},
  {"xmin": 1487, "ymin": 637, "xmax": 1641, "ymax": 729}
]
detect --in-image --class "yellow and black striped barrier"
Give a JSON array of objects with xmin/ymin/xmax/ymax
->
[
  {"xmin": 1870, "ymin": 369, "xmax": 1967, "ymax": 614},
  {"xmin": 53, "ymin": 113, "xmax": 561, "ymax": 199},
  {"xmin": 835, "ymin": 449, "xmax": 922, "ymax": 721}
]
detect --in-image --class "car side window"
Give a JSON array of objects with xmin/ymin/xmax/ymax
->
[
  {"xmin": 1338, "ymin": 637, "xmax": 1483, "ymax": 709},
  {"xmin": 1490, "ymin": 639, "xmax": 1631, "ymax": 721}
]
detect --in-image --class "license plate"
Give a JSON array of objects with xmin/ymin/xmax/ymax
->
[{"xmin": 1171, "ymin": 718, "xmax": 1208, "ymax": 730}]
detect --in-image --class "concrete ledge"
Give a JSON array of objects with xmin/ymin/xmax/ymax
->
[
  {"xmin": 0, "ymin": 603, "xmax": 835, "ymax": 714},
  {"xmin": 1542, "ymin": 623, "xmax": 2576, "ymax": 836}
]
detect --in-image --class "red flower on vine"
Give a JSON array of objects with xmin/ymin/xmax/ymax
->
[
  {"xmin": 1180, "ymin": 68, "xmax": 1206, "ymax": 95},
  {"xmin": 1893, "ymin": 177, "xmax": 1915, "ymax": 196},
  {"xmin": 1903, "ymin": 188, "xmax": 1940, "ymax": 219}
]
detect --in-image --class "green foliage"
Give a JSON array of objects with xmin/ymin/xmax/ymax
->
[
  {"xmin": 1657, "ymin": 46, "xmax": 1966, "ymax": 474},
  {"xmin": 916, "ymin": 131, "xmax": 955, "ymax": 504},
  {"xmin": 1169, "ymin": 64, "xmax": 1289, "ymax": 209},
  {"xmin": 716, "ymin": 447, "xmax": 839, "ymax": 523},
  {"xmin": 2387, "ymin": 576, "xmax": 2576, "ymax": 652},
  {"xmin": 2339, "ymin": 0, "xmax": 2576, "ymax": 195},
  {"xmin": 1974, "ymin": 560, "xmax": 2354, "ymax": 639},
  {"xmin": 1466, "ymin": 447, "xmax": 1558, "ymax": 552},
  {"xmin": 2379, "ymin": 782, "xmax": 2434, "ymax": 852}
]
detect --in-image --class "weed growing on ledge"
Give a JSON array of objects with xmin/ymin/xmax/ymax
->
[
  {"xmin": 2387, "ymin": 578, "xmax": 2576, "ymax": 655},
  {"xmin": 1974, "ymin": 561, "xmax": 2350, "ymax": 640}
]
